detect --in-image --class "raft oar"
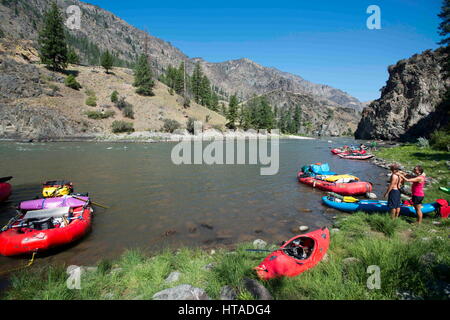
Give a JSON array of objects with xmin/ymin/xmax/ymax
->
[
  {"xmin": 246, "ymin": 248, "xmax": 295, "ymax": 253},
  {"xmin": 71, "ymin": 195, "xmax": 109, "ymax": 209}
]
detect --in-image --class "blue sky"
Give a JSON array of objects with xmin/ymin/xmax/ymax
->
[{"xmin": 86, "ymin": 0, "xmax": 443, "ymax": 102}]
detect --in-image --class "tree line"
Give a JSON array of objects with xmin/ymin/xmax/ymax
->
[{"xmin": 159, "ymin": 62, "xmax": 223, "ymax": 111}]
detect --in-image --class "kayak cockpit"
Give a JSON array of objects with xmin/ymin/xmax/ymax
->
[{"xmin": 283, "ymin": 237, "xmax": 315, "ymax": 260}]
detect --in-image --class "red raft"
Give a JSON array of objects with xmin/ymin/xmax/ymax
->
[
  {"xmin": 0, "ymin": 177, "xmax": 13, "ymax": 202},
  {"xmin": 0, "ymin": 206, "xmax": 92, "ymax": 256},
  {"xmin": 297, "ymin": 171, "xmax": 372, "ymax": 196},
  {"xmin": 255, "ymin": 227, "xmax": 330, "ymax": 280},
  {"xmin": 338, "ymin": 153, "xmax": 374, "ymax": 160},
  {"xmin": 331, "ymin": 148, "xmax": 366, "ymax": 155}
]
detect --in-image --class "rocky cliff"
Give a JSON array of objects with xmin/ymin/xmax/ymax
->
[
  {"xmin": 355, "ymin": 48, "xmax": 449, "ymax": 141},
  {"xmin": 261, "ymin": 90, "xmax": 359, "ymax": 136},
  {"xmin": 0, "ymin": 0, "xmax": 364, "ymax": 113}
]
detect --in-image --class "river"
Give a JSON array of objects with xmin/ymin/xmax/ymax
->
[{"xmin": 0, "ymin": 137, "xmax": 387, "ymax": 271}]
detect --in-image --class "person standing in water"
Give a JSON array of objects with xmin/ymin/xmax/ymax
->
[
  {"xmin": 384, "ymin": 164, "xmax": 403, "ymax": 220},
  {"xmin": 399, "ymin": 166, "xmax": 426, "ymax": 224}
]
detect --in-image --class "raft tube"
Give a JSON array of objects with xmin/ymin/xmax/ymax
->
[
  {"xmin": 337, "ymin": 153, "xmax": 374, "ymax": 160},
  {"xmin": 0, "ymin": 183, "xmax": 12, "ymax": 203},
  {"xmin": 19, "ymin": 195, "xmax": 90, "ymax": 211},
  {"xmin": 297, "ymin": 172, "xmax": 372, "ymax": 196},
  {"xmin": 0, "ymin": 206, "xmax": 92, "ymax": 257},
  {"xmin": 331, "ymin": 148, "xmax": 367, "ymax": 155},
  {"xmin": 322, "ymin": 196, "xmax": 438, "ymax": 216}
]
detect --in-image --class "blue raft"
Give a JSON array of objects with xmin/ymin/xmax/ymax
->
[{"xmin": 322, "ymin": 196, "xmax": 437, "ymax": 216}]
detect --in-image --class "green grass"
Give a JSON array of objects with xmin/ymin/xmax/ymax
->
[
  {"xmin": 3, "ymin": 213, "xmax": 449, "ymax": 300},
  {"xmin": 374, "ymin": 144, "xmax": 450, "ymax": 202}
]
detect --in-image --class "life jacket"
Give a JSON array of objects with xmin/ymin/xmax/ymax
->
[{"xmin": 42, "ymin": 181, "xmax": 73, "ymax": 198}]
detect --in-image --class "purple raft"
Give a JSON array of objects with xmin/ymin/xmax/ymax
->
[{"xmin": 19, "ymin": 196, "xmax": 90, "ymax": 211}]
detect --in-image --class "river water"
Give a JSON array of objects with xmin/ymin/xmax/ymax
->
[{"xmin": 0, "ymin": 138, "xmax": 387, "ymax": 270}]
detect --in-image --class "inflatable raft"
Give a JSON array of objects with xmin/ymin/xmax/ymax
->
[
  {"xmin": 298, "ymin": 171, "xmax": 372, "ymax": 196},
  {"xmin": 0, "ymin": 206, "xmax": 92, "ymax": 256},
  {"xmin": 331, "ymin": 148, "xmax": 367, "ymax": 155},
  {"xmin": 0, "ymin": 177, "xmax": 12, "ymax": 203},
  {"xmin": 0, "ymin": 183, "xmax": 12, "ymax": 203},
  {"xmin": 255, "ymin": 227, "xmax": 330, "ymax": 280},
  {"xmin": 338, "ymin": 153, "xmax": 374, "ymax": 160},
  {"xmin": 322, "ymin": 196, "xmax": 438, "ymax": 216}
]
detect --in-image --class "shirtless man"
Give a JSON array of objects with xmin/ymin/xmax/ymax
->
[{"xmin": 384, "ymin": 164, "xmax": 403, "ymax": 219}]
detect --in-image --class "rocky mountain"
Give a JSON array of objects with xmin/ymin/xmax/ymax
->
[
  {"xmin": 259, "ymin": 90, "xmax": 359, "ymax": 136},
  {"xmin": 0, "ymin": 0, "xmax": 364, "ymax": 114},
  {"xmin": 355, "ymin": 49, "xmax": 449, "ymax": 141},
  {"xmin": 193, "ymin": 58, "xmax": 364, "ymax": 111}
]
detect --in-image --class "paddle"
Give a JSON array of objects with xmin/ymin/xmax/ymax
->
[
  {"xmin": 246, "ymin": 248, "xmax": 291, "ymax": 253},
  {"xmin": 0, "ymin": 176, "xmax": 13, "ymax": 183},
  {"xmin": 71, "ymin": 195, "xmax": 110, "ymax": 209}
]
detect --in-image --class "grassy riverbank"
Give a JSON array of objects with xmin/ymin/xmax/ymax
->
[
  {"xmin": 3, "ymin": 213, "xmax": 449, "ymax": 300},
  {"xmin": 374, "ymin": 145, "xmax": 450, "ymax": 202}
]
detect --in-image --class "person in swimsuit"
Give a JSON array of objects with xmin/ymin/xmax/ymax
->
[
  {"xmin": 398, "ymin": 166, "xmax": 426, "ymax": 224},
  {"xmin": 384, "ymin": 164, "xmax": 403, "ymax": 219}
]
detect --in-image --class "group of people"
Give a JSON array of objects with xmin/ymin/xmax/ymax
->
[{"xmin": 384, "ymin": 164, "xmax": 426, "ymax": 223}]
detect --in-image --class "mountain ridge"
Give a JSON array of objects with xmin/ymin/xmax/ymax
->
[{"xmin": 0, "ymin": 0, "xmax": 364, "ymax": 112}]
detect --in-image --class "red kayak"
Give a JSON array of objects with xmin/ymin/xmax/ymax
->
[
  {"xmin": 331, "ymin": 148, "xmax": 366, "ymax": 155},
  {"xmin": 338, "ymin": 153, "xmax": 374, "ymax": 160},
  {"xmin": 0, "ymin": 176, "xmax": 12, "ymax": 202},
  {"xmin": 297, "ymin": 171, "xmax": 372, "ymax": 196},
  {"xmin": 0, "ymin": 206, "xmax": 92, "ymax": 256},
  {"xmin": 255, "ymin": 227, "xmax": 330, "ymax": 280}
]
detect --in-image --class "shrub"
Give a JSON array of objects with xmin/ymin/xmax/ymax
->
[
  {"xmin": 85, "ymin": 110, "xmax": 115, "ymax": 120},
  {"xmin": 115, "ymin": 97, "xmax": 127, "ymax": 110},
  {"xmin": 186, "ymin": 117, "xmax": 196, "ymax": 134},
  {"xmin": 162, "ymin": 119, "xmax": 181, "ymax": 133},
  {"xmin": 111, "ymin": 90, "xmax": 119, "ymax": 103},
  {"xmin": 416, "ymin": 137, "xmax": 430, "ymax": 148},
  {"xmin": 136, "ymin": 85, "xmax": 155, "ymax": 96},
  {"xmin": 430, "ymin": 129, "xmax": 450, "ymax": 151},
  {"xmin": 85, "ymin": 95, "xmax": 97, "ymax": 107},
  {"xmin": 64, "ymin": 74, "xmax": 81, "ymax": 90},
  {"xmin": 122, "ymin": 105, "xmax": 134, "ymax": 119},
  {"xmin": 114, "ymin": 97, "xmax": 134, "ymax": 119},
  {"xmin": 111, "ymin": 120, "xmax": 134, "ymax": 133}
]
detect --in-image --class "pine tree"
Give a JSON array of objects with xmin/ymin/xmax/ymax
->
[
  {"xmin": 175, "ymin": 62, "xmax": 185, "ymax": 95},
  {"xmin": 438, "ymin": 0, "xmax": 450, "ymax": 78},
  {"xmin": 191, "ymin": 62, "xmax": 203, "ymax": 104},
  {"xmin": 101, "ymin": 50, "xmax": 114, "ymax": 73},
  {"xmin": 134, "ymin": 54, "xmax": 155, "ymax": 96},
  {"xmin": 67, "ymin": 47, "xmax": 80, "ymax": 65},
  {"xmin": 38, "ymin": 1, "xmax": 68, "ymax": 71},
  {"xmin": 226, "ymin": 94, "xmax": 239, "ymax": 129},
  {"xmin": 200, "ymin": 75, "xmax": 212, "ymax": 107}
]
